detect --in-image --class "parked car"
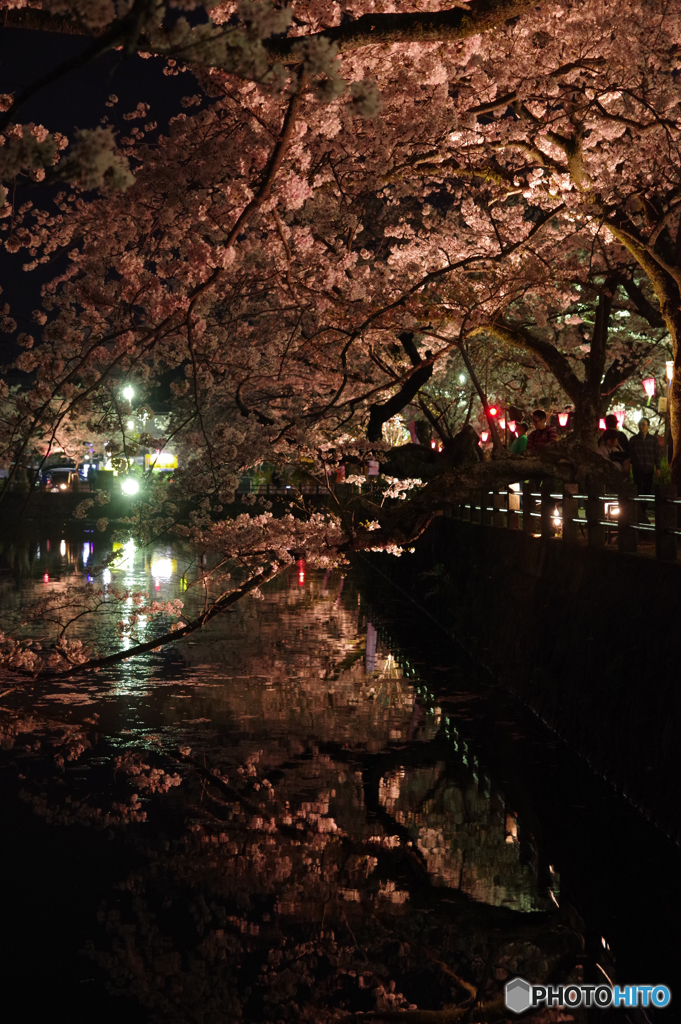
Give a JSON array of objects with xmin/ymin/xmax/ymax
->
[{"xmin": 44, "ymin": 467, "xmax": 80, "ymax": 492}]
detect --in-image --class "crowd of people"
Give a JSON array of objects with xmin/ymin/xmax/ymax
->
[{"xmin": 503, "ymin": 409, "xmax": 663, "ymax": 489}]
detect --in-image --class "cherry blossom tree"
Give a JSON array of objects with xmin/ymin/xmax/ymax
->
[{"xmin": 1, "ymin": 0, "xmax": 679, "ymax": 676}]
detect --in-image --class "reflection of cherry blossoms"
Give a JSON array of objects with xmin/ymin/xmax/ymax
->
[{"xmin": 0, "ymin": 570, "xmax": 583, "ymax": 1021}]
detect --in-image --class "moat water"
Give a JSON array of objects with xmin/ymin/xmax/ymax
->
[{"xmin": 0, "ymin": 528, "xmax": 679, "ymax": 1022}]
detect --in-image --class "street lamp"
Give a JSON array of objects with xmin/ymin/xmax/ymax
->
[
  {"xmin": 121, "ymin": 478, "xmax": 139, "ymax": 496},
  {"xmin": 122, "ymin": 385, "xmax": 134, "ymax": 402}
]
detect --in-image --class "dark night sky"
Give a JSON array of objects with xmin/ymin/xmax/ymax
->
[{"xmin": 0, "ymin": 26, "xmax": 196, "ymax": 366}]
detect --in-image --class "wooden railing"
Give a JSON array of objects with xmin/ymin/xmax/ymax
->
[{"xmin": 452, "ymin": 480, "xmax": 681, "ymax": 562}]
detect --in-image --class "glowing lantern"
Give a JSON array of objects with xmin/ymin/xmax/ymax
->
[
  {"xmin": 488, "ymin": 406, "xmax": 498, "ymax": 417},
  {"xmin": 430, "ymin": 439, "xmax": 437, "ymax": 449},
  {"xmin": 508, "ymin": 420, "xmax": 517, "ymax": 433},
  {"xmin": 614, "ymin": 409, "xmax": 626, "ymax": 429},
  {"xmin": 480, "ymin": 430, "xmax": 490, "ymax": 443},
  {"xmin": 558, "ymin": 412, "xmax": 569, "ymax": 427},
  {"xmin": 499, "ymin": 418, "xmax": 506, "ymax": 430},
  {"xmin": 297, "ymin": 558, "xmax": 305, "ymax": 586},
  {"xmin": 666, "ymin": 361, "xmax": 674, "ymax": 381},
  {"xmin": 43, "ymin": 573, "xmax": 49, "ymax": 583},
  {"xmin": 643, "ymin": 377, "xmax": 656, "ymax": 397},
  {"xmin": 599, "ymin": 418, "xmax": 607, "ymax": 431}
]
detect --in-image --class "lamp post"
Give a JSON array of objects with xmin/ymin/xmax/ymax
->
[{"xmin": 665, "ymin": 361, "xmax": 674, "ymax": 461}]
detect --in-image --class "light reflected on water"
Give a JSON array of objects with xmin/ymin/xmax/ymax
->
[{"xmin": 0, "ymin": 533, "xmax": 604, "ymax": 1020}]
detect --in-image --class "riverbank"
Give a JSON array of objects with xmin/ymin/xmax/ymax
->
[{"xmin": 358, "ymin": 518, "xmax": 681, "ymax": 842}]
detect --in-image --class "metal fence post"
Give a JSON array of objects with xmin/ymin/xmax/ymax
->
[
  {"xmin": 541, "ymin": 477, "xmax": 555, "ymax": 539},
  {"xmin": 522, "ymin": 480, "xmax": 534, "ymax": 534},
  {"xmin": 562, "ymin": 483, "xmax": 579, "ymax": 544},
  {"xmin": 508, "ymin": 485, "xmax": 521, "ymax": 530},
  {"xmin": 655, "ymin": 483, "xmax": 678, "ymax": 561},
  {"xmin": 586, "ymin": 478, "xmax": 605, "ymax": 548},
  {"xmin": 481, "ymin": 489, "xmax": 493, "ymax": 526},
  {"xmin": 617, "ymin": 482, "xmax": 638, "ymax": 555},
  {"xmin": 493, "ymin": 489, "xmax": 506, "ymax": 528}
]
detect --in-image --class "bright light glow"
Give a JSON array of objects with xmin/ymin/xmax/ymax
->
[
  {"xmin": 43, "ymin": 573, "xmax": 49, "ymax": 583},
  {"xmin": 643, "ymin": 377, "xmax": 656, "ymax": 397},
  {"xmin": 121, "ymin": 477, "xmax": 139, "ymax": 495},
  {"xmin": 144, "ymin": 451, "xmax": 177, "ymax": 471},
  {"xmin": 59, "ymin": 483, "xmax": 67, "ymax": 490},
  {"xmin": 151, "ymin": 557, "xmax": 174, "ymax": 580},
  {"xmin": 60, "ymin": 539, "xmax": 66, "ymax": 556},
  {"xmin": 430, "ymin": 440, "xmax": 437, "ymax": 449},
  {"xmin": 122, "ymin": 385, "xmax": 134, "ymax": 401},
  {"xmin": 666, "ymin": 361, "xmax": 674, "ymax": 381},
  {"xmin": 558, "ymin": 412, "xmax": 569, "ymax": 427},
  {"xmin": 480, "ymin": 430, "xmax": 490, "ymax": 443},
  {"xmin": 605, "ymin": 502, "xmax": 619, "ymax": 517},
  {"xmin": 599, "ymin": 418, "xmax": 607, "ymax": 431},
  {"xmin": 126, "ymin": 419, "xmax": 135, "ymax": 430},
  {"xmin": 488, "ymin": 406, "xmax": 498, "ymax": 417},
  {"xmin": 614, "ymin": 409, "xmax": 626, "ymax": 429},
  {"xmin": 552, "ymin": 505, "xmax": 562, "ymax": 528},
  {"xmin": 508, "ymin": 420, "xmax": 516, "ymax": 433},
  {"xmin": 297, "ymin": 558, "xmax": 305, "ymax": 586},
  {"xmin": 82, "ymin": 542, "xmax": 90, "ymax": 566},
  {"xmin": 459, "ymin": 374, "xmax": 466, "ymax": 383},
  {"xmin": 633, "ymin": 409, "xmax": 643, "ymax": 423},
  {"xmin": 499, "ymin": 418, "xmax": 506, "ymax": 430}
]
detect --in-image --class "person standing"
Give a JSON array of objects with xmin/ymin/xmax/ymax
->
[
  {"xmin": 629, "ymin": 417, "xmax": 661, "ymax": 498},
  {"xmin": 603, "ymin": 413, "xmax": 630, "ymax": 457},
  {"xmin": 598, "ymin": 429, "xmax": 630, "ymax": 474},
  {"xmin": 527, "ymin": 410, "xmax": 557, "ymax": 451}
]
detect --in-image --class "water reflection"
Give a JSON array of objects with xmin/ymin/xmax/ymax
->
[{"xmin": 0, "ymin": 536, "xmax": 585, "ymax": 1021}]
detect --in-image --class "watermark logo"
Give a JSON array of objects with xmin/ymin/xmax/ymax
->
[{"xmin": 505, "ymin": 978, "xmax": 671, "ymax": 1013}]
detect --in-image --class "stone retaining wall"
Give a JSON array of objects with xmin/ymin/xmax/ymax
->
[{"xmin": 362, "ymin": 519, "xmax": 681, "ymax": 840}]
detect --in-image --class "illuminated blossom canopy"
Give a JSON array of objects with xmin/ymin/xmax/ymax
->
[{"xmin": 1, "ymin": 0, "xmax": 679, "ymax": 672}]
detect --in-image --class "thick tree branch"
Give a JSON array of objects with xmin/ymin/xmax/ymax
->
[
  {"xmin": 264, "ymin": 0, "xmax": 536, "ymax": 63},
  {"xmin": 367, "ymin": 332, "xmax": 433, "ymax": 441},
  {"xmin": 464, "ymin": 321, "xmax": 583, "ymax": 402}
]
